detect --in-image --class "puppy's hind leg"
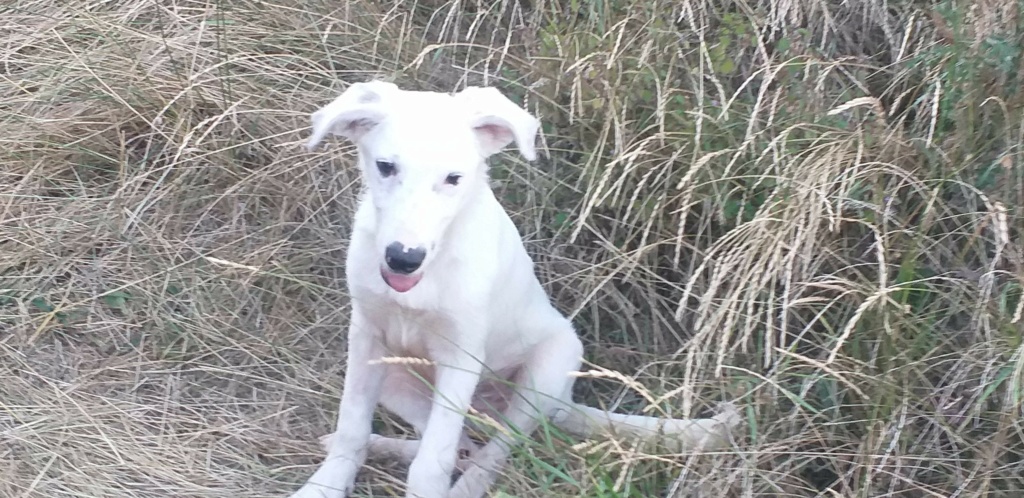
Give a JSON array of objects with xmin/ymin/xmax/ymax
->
[
  {"xmin": 319, "ymin": 366, "xmax": 481, "ymax": 467},
  {"xmin": 450, "ymin": 316, "xmax": 584, "ymax": 498}
]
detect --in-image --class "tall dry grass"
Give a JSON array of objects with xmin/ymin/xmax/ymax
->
[{"xmin": 1, "ymin": 0, "xmax": 1022, "ymax": 497}]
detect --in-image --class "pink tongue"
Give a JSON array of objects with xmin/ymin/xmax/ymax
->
[{"xmin": 381, "ymin": 270, "xmax": 422, "ymax": 293}]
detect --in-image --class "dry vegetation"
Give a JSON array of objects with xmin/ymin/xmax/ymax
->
[{"xmin": 2, "ymin": 0, "xmax": 1023, "ymax": 496}]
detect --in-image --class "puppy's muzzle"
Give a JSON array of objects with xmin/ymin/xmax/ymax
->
[
  {"xmin": 381, "ymin": 242, "xmax": 426, "ymax": 293},
  {"xmin": 384, "ymin": 242, "xmax": 426, "ymax": 274}
]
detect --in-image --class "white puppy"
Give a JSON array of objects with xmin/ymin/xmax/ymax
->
[{"xmin": 290, "ymin": 81, "xmax": 739, "ymax": 498}]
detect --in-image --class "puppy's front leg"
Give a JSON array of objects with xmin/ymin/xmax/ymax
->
[
  {"xmin": 290, "ymin": 309, "xmax": 385, "ymax": 498},
  {"xmin": 405, "ymin": 347, "xmax": 485, "ymax": 498}
]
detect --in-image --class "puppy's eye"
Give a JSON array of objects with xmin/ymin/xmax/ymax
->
[
  {"xmin": 445, "ymin": 173, "xmax": 462, "ymax": 186},
  {"xmin": 376, "ymin": 160, "xmax": 397, "ymax": 177}
]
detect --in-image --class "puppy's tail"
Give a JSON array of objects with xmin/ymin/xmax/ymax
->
[{"xmin": 551, "ymin": 401, "xmax": 741, "ymax": 451}]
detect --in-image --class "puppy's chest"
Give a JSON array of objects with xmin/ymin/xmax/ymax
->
[{"xmin": 368, "ymin": 305, "xmax": 452, "ymax": 360}]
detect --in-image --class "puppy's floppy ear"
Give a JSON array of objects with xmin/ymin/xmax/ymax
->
[
  {"xmin": 455, "ymin": 86, "xmax": 540, "ymax": 161},
  {"xmin": 306, "ymin": 80, "xmax": 398, "ymax": 151}
]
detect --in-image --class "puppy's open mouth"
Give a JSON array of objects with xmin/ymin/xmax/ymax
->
[{"xmin": 380, "ymin": 268, "xmax": 423, "ymax": 293}]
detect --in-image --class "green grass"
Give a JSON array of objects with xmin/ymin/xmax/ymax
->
[{"xmin": 1, "ymin": 0, "xmax": 1022, "ymax": 496}]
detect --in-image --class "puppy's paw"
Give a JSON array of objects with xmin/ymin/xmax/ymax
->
[
  {"xmin": 287, "ymin": 458, "xmax": 357, "ymax": 498},
  {"xmin": 449, "ymin": 462, "xmax": 497, "ymax": 498},
  {"xmin": 287, "ymin": 482, "xmax": 349, "ymax": 498}
]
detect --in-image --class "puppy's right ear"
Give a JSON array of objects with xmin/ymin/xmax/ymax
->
[{"xmin": 306, "ymin": 80, "xmax": 398, "ymax": 151}]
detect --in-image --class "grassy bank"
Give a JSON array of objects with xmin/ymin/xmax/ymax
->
[{"xmin": 1, "ymin": 0, "xmax": 1022, "ymax": 496}]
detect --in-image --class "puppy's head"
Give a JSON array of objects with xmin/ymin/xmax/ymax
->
[{"xmin": 306, "ymin": 80, "xmax": 540, "ymax": 293}]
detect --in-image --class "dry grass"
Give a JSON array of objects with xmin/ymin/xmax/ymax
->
[{"xmin": 1, "ymin": 0, "xmax": 1023, "ymax": 497}]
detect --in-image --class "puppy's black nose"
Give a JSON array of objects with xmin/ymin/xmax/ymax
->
[{"xmin": 384, "ymin": 242, "xmax": 426, "ymax": 274}]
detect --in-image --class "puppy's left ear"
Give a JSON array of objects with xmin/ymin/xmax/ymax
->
[{"xmin": 455, "ymin": 86, "xmax": 540, "ymax": 161}]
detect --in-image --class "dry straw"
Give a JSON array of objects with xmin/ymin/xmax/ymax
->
[{"xmin": 2, "ymin": 0, "xmax": 1022, "ymax": 497}]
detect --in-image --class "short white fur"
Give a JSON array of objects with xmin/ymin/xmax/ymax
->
[{"xmin": 288, "ymin": 80, "xmax": 740, "ymax": 498}]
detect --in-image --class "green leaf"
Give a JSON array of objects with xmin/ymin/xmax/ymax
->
[
  {"xmin": 718, "ymin": 57, "xmax": 736, "ymax": 74},
  {"xmin": 776, "ymin": 37, "xmax": 791, "ymax": 54},
  {"xmin": 552, "ymin": 211, "xmax": 569, "ymax": 229},
  {"xmin": 723, "ymin": 197, "xmax": 742, "ymax": 220},
  {"xmin": 978, "ymin": 364, "xmax": 1014, "ymax": 407},
  {"xmin": 103, "ymin": 290, "xmax": 132, "ymax": 310},
  {"xmin": 31, "ymin": 297, "xmax": 54, "ymax": 312},
  {"xmin": 527, "ymin": 457, "xmax": 577, "ymax": 486}
]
